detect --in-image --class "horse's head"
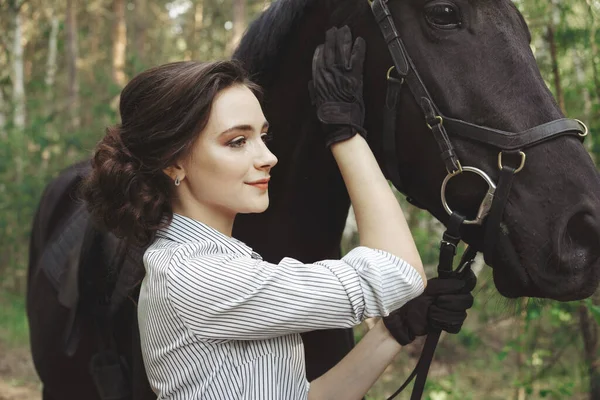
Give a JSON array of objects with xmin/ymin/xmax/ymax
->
[
  {"xmin": 234, "ymin": 0, "xmax": 600, "ymax": 302},
  {"xmin": 339, "ymin": 0, "xmax": 600, "ymax": 300}
]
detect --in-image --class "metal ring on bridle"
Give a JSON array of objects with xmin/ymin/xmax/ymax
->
[
  {"xmin": 574, "ymin": 119, "xmax": 589, "ymax": 138},
  {"xmin": 498, "ymin": 151, "xmax": 526, "ymax": 174},
  {"xmin": 426, "ymin": 116, "xmax": 444, "ymax": 130},
  {"xmin": 446, "ymin": 159, "xmax": 463, "ymax": 176},
  {"xmin": 386, "ymin": 66, "xmax": 395, "ymax": 80},
  {"xmin": 440, "ymin": 166, "xmax": 497, "ymax": 225},
  {"xmin": 386, "ymin": 66, "xmax": 404, "ymax": 84}
]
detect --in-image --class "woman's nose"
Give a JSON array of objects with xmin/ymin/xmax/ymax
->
[{"xmin": 255, "ymin": 141, "xmax": 278, "ymax": 169}]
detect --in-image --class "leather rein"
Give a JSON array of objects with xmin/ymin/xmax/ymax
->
[{"xmin": 368, "ymin": 0, "xmax": 588, "ymax": 399}]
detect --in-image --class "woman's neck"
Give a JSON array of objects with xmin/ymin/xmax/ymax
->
[{"xmin": 172, "ymin": 202, "xmax": 235, "ymax": 237}]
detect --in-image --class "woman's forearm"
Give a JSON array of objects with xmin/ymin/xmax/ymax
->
[
  {"xmin": 307, "ymin": 320, "xmax": 401, "ymax": 400},
  {"xmin": 331, "ymin": 135, "xmax": 426, "ymax": 284}
]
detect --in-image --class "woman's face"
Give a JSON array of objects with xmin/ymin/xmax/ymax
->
[{"xmin": 176, "ymin": 84, "xmax": 278, "ymax": 220}]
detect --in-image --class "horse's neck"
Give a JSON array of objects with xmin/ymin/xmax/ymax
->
[{"xmin": 233, "ymin": 7, "xmax": 351, "ymax": 264}]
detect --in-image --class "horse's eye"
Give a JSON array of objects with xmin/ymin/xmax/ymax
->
[{"xmin": 424, "ymin": 3, "xmax": 462, "ymax": 29}]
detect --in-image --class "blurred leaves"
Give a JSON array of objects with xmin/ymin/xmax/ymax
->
[{"xmin": 1, "ymin": 0, "xmax": 600, "ymax": 398}]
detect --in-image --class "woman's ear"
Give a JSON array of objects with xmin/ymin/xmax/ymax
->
[{"xmin": 163, "ymin": 164, "xmax": 186, "ymax": 184}]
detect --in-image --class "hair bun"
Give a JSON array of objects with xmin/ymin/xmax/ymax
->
[
  {"xmin": 102, "ymin": 125, "xmax": 140, "ymax": 166},
  {"xmin": 81, "ymin": 125, "xmax": 172, "ymax": 246}
]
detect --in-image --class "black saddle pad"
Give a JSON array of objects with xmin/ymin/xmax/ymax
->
[{"xmin": 40, "ymin": 204, "xmax": 90, "ymax": 310}]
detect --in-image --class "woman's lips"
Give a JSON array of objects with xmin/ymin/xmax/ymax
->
[
  {"xmin": 247, "ymin": 182, "xmax": 269, "ymax": 190},
  {"xmin": 246, "ymin": 178, "xmax": 270, "ymax": 190}
]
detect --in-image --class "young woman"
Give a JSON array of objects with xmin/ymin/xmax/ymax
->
[{"xmin": 83, "ymin": 26, "xmax": 474, "ymax": 400}]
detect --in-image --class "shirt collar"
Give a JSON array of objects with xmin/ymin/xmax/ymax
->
[{"xmin": 156, "ymin": 213, "xmax": 255, "ymax": 257}]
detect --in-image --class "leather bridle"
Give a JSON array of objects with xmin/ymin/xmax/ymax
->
[{"xmin": 368, "ymin": 0, "xmax": 588, "ymax": 399}]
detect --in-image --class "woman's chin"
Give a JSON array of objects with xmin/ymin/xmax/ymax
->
[{"xmin": 240, "ymin": 199, "xmax": 270, "ymax": 214}]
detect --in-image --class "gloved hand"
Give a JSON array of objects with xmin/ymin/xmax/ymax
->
[
  {"xmin": 382, "ymin": 269, "xmax": 476, "ymax": 346},
  {"xmin": 309, "ymin": 25, "xmax": 367, "ymax": 147}
]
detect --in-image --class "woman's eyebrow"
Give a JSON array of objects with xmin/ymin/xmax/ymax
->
[{"xmin": 219, "ymin": 121, "xmax": 269, "ymax": 136}]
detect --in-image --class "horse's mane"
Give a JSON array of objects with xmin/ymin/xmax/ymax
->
[
  {"xmin": 232, "ymin": 0, "xmax": 363, "ymax": 86},
  {"xmin": 232, "ymin": 0, "xmax": 318, "ymax": 83}
]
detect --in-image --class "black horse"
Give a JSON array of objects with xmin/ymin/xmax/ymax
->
[{"xmin": 27, "ymin": 0, "xmax": 600, "ymax": 399}]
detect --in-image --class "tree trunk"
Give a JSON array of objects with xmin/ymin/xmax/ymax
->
[
  {"xmin": 585, "ymin": 0, "xmax": 600, "ymax": 105},
  {"xmin": 514, "ymin": 298, "xmax": 528, "ymax": 400},
  {"xmin": 66, "ymin": 0, "xmax": 80, "ymax": 130},
  {"xmin": 546, "ymin": 24, "xmax": 565, "ymax": 114},
  {"xmin": 45, "ymin": 11, "xmax": 60, "ymax": 104},
  {"xmin": 227, "ymin": 0, "xmax": 246, "ymax": 55},
  {"xmin": 12, "ymin": 6, "xmax": 25, "ymax": 131},
  {"xmin": 0, "ymin": 86, "xmax": 6, "ymax": 140},
  {"xmin": 88, "ymin": 3, "xmax": 102, "ymax": 57},
  {"xmin": 575, "ymin": 56, "xmax": 593, "ymax": 120},
  {"xmin": 112, "ymin": 0, "xmax": 127, "ymax": 87},
  {"xmin": 574, "ymin": 53, "xmax": 595, "ymax": 162},
  {"xmin": 133, "ymin": 0, "xmax": 148, "ymax": 68},
  {"xmin": 580, "ymin": 298, "xmax": 600, "ymax": 400},
  {"xmin": 187, "ymin": 0, "xmax": 204, "ymax": 61}
]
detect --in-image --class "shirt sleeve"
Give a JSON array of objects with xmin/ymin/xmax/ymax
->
[{"xmin": 166, "ymin": 245, "xmax": 424, "ymax": 341}]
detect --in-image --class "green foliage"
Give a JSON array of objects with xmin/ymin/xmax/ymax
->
[
  {"xmin": 1, "ymin": 0, "xmax": 600, "ymax": 398},
  {"xmin": 585, "ymin": 298, "xmax": 600, "ymax": 326},
  {"xmin": 0, "ymin": 291, "xmax": 29, "ymax": 348}
]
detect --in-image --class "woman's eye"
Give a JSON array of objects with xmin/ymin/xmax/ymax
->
[
  {"xmin": 424, "ymin": 3, "xmax": 461, "ymax": 29},
  {"xmin": 228, "ymin": 137, "xmax": 247, "ymax": 148},
  {"xmin": 261, "ymin": 132, "xmax": 273, "ymax": 144}
]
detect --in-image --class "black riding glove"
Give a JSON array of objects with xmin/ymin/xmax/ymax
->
[
  {"xmin": 309, "ymin": 26, "xmax": 367, "ymax": 147},
  {"xmin": 382, "ymin": 270, "xmax": 476, "ymax": 346}
]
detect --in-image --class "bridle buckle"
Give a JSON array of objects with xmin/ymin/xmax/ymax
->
[
  {"xmin": 498, "ymin": 151, "xmax": 526, "ymax": 174},
  {"xmin": 446, "ymin": 159, "xmax": 463, "ymax": 176},
  {"xmin": 386, "ymin": 66, "xmax": 404, "ymax": 84},
  {"xmin": 426, "ymin": 115, "xmax": 444, "ymax": 130},
  {"xmin": 575, "ymin": 119, "xmax": 589, "ymax": 138}
]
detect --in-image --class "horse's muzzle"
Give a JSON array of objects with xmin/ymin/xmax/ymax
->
[{"xmin": 555, "ymin": 203, "xmax": 600, "ymax": 275}]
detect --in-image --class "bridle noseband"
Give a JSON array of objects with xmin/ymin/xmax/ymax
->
[{"xmin": 368, "ymin": 0, "xmax": 588, "ymax": 399}]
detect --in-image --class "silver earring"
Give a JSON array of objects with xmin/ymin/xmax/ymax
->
[{"xmin": 174, "ymin": 176, "xmax": 180, "ymax": 186}]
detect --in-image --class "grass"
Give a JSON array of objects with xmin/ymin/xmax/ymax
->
[{"xmin": 0, "ymin": 290, "xmax": 30, "ymax": 348}]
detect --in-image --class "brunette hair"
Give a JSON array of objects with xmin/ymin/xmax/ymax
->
[{"xmin": 81, "ymin": 60, "xmax": 261, "ymax": 247}]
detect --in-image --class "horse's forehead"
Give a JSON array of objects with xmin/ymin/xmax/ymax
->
[{"xmin": 334, "ymin": 0, "xmax": 520, "ymax": 24}]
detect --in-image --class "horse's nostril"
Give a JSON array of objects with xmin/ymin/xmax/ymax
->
[{"xmin": 560, "ymin": 211, "xmax": 600, "ymax": 272}]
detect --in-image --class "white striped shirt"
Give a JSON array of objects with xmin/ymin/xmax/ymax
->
[{"xmin": 138, "ymin": 213, "xmax": 424, "ymax": 400}]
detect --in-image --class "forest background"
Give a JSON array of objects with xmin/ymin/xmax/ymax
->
[{"xmin": 1, "ymin": 0, "xmax": 600, "ymax": 399}]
